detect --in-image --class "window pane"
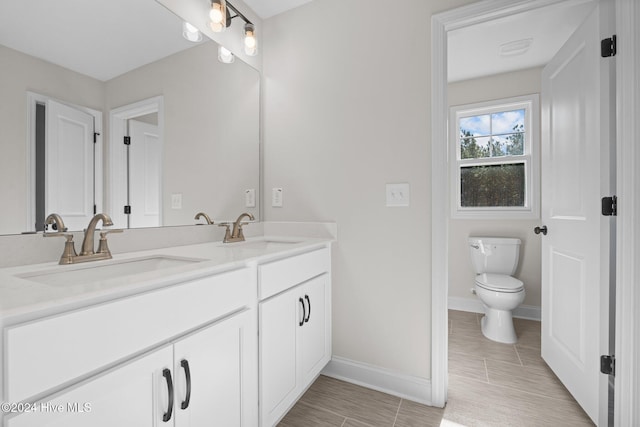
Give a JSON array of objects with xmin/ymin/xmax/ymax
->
[
  {"xmin": 491, "ymin": 109, "xmax": 525, "ymax": 134},
  {"xmin": 460, "ymin": 136, "xmax": 492, "ymax": 159},
  {"xmin": 494, "ymin": 134, "xmax": 524, "ymax": 156},
  {"xmin": 460, "ymin": 114, "xmax": 490, "ymax": 138},
  {"xmin": 460, "ymin": 163, "xmax": 525, "ymax": 207}
]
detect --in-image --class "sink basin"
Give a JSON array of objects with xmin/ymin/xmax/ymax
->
[
  {"xmin": 17, "ymin": 255, "xmax": 206, "ymax": 286},
  {"xmin": 230, "ymin": 239, "xmax": 302, "ymax": 250}
]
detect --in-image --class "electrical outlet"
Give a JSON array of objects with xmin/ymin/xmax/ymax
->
[
  {"xmin": 272, "ymin": 188, "xmax": 283, "ymax": 207},
  {"xmin": 245, "ymin": 189, "xmax": 256, "ymax": 208},
  {"xmin": 171, "ymin": 193, "xmax": 182, "ymax": 209}
]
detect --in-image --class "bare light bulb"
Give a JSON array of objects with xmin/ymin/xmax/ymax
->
[
  {"xmin": 209, "ymin": 0, "xmax": 226, "ymax": 33},
  {"xmin": 244, "ymin": 23, "xmax": 257, "ymax": 56}
]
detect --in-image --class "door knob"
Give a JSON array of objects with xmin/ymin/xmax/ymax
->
[{"xmin": 534, "ymin": 225, "xmax": 548, "ymax": 235}]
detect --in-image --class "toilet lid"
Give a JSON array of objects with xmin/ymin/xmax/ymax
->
[{"xmin": 475, "ymin": 273, "xmax": 524, "ymax": 292}]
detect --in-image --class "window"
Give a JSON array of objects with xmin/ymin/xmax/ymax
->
[{"xmin": 450, "ymin": 94, "xmax": 539, "ymax": 219}]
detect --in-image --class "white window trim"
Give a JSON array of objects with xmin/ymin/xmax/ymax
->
[{"xmin": 449, "ymin": 94, "xmax": 540, "ymax": 220}]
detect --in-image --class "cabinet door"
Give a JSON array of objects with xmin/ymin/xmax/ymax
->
[
  {"xmin": 300, "ymin": 274, "xmax": 331, "ymax": 385},
  {"xmin": 6, "ymin": 346, "xmax": 173, "ymax": 427},
  {"xmin": 259, "ymin": 288, "xmax": 300, "ymax": 426},
  {"xmin": 173, "ymin": 309, "xmax": 257, "ymax": 427}
]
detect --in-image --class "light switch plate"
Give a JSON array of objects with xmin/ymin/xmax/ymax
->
[{"xmin": 386, "ymin": 183, "xmax": 410, "ymax": 207}]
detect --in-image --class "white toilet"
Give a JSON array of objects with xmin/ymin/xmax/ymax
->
[{"xmin": 468, "ymin": 237, "xmax": 525, "ymax": 344}]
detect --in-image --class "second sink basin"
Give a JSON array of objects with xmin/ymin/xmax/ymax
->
[{"xmin": 17, "ymin": 255, "xmax": 206, "ymax": 286}]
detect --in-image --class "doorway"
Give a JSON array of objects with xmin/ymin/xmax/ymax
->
[
  {"xmin": 108, "ymin": 96, "xmax": 164, "ymax": 229},
  {"xmin": 26, "ymin": 92, "xmax": 103, "ymax": 232},
  {"xmin": 431, "ymin": 0, "xmax": 616, "ymax": 425}
]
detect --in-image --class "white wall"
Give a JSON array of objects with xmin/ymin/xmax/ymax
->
[
  {"xmin": 448, "ymin": 67, "xmax": 543, "ymax": 309},
  {"xmin": 262, "ymin": 0, "xmax": 477, "ymax": 381},
  {"xmin": 0, "ymin": 45, "xmax": 104, "ymax": 235}
]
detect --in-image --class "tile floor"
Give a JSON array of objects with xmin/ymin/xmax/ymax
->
[{"xmin": 278, "ymin": 310, "xmax": 594, "ymax": 426}]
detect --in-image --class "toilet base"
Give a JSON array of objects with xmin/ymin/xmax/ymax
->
[{"xmin": 480, "ymin": 308, "xmax": 518, "ymax": 344}]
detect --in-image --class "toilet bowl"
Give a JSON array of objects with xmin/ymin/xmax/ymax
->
[
  {"xmin": 468, "ymin": 237, "xmax": 525, "ymax": 344},
  {"xmin": 474, "ymin": 273, "xmax": 525, "ymax": 343}
]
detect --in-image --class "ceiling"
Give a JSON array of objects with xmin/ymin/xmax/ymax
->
[
  {"xmin": 242, "ymin": 0, "xmax": 312, "ymax": 19},
  {"xmin": 448, "ymin": 1, "xmax": 596, "ymax": 82}
]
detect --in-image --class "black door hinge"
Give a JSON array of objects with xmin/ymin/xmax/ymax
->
[
  {"xmin": 124, "ymin": 136, "xmax": 131, "ymax": 145},
  {"xmin": 602, "ymin": 196, "xmax": 617, "ymax": 216},
  {"xmin": 93, "ymin": 132, "xmax": 100, "ymax": 143},
  {"xmin": 601, "ymin": 35, "xmax": 617, "ymax": 58},
  {"xmin": 124, "ymin": 205, "xmax": 131, "ymax": 215},
  {"xmin": 93, "ymin": 204, "xmax": 97, "ymax": 215},
  {"xmin": 601, "ymin": 355, "xmax": 615, "ymax": 376}
]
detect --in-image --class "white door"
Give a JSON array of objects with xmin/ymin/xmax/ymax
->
[
  {"xmin": 46, "ymin": 100, "xmax": 95, "ymax": 231},
  {"xmin": 128, "ymin": 119, "xmax": 161, "ymax": 228},
  {"xmin": 540, "ymin": 4, "xmax": 613, "ymax": 424}
]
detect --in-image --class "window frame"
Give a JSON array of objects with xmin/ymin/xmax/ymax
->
[{"xmin": 449, "ymin": 94, "xmax": 540, "ymax": 219}]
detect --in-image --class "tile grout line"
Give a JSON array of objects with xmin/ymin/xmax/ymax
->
[
  {"xmin": 483, "ymin": 358, "xmax": 490, "ymax": 383},
  {"xmin": 514, "ymin": 344, "xmax": 524, "ymax": 366},
  {"xmin": 391, "ymin": 399, "xmax": 402, "ymax": 427},
  {"xmin": 340, "ymin": 418, "xmax": 347, "ymax": 427}
]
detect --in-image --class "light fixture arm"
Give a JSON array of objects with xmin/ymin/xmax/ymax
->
[{"xmin": 226, "ymin": 1, "xmax": 253, "ymax": 25}]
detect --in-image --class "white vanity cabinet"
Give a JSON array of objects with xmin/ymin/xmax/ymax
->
[
  {"xmin": 4, "ymin": 267, "xmax": 257, "ymax": 427},
  {"xmin": 258, "ymin": 248, "xmax": 331, "ymax": 427}
]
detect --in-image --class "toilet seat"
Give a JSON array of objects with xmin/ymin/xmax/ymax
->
[{"xmin": 475, "ymin": 273, "xmax": 524, "ymax": 293}]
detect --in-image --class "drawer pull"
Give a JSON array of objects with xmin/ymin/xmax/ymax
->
[
  {"xmin": 304, "ymin": 295, "xmax": 311, "ymax": 323},
  {"xmin": 180, "ymin": 359, "xmax": 192, "ymax": 410},
  {"xmin": 162, "ymin": 368, "xmax": 174, "ymax": 422},
  {"xmin": 299, "ymin": 297, "xmax": 306, "ymax": 326}
]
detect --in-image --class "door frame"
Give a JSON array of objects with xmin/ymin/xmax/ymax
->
[
  {"xmin": 430, "ymin": 0, "xmax": 640, "ymax": 421},
  {"xmin": 108, "ymin": 96, "xmax": 164, "ymax": 229},
  {"xmin": 25, "ymin": 91, "xmax": 103, "ymax": 232}
]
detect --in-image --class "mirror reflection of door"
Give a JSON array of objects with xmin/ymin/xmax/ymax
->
[
  {"xmin": 34, "ymin": 98, "xmax": 99, "ymax": 232},
  {"xmin": 127, "ymin": 116, "xmax": 161, "ymax": 229}
]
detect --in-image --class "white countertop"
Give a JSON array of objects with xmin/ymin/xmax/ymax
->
[{"xmin": 0, "ymin": 236, "xmax": 331, "ymax": 325}]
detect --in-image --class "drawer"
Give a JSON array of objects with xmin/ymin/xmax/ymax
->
[
  {"xmin": 258, "ymin": 248, "xmax": 330, "ymax": 300},
  {"xmin": 5, "ymin": 267, "xmax": 253, "ymax": 402}
]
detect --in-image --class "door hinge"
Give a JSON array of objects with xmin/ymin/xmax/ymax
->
[
  {"xmin": 124, "ymin": 205, "xmax": 131, "ymax": 215},
  {"xmin": 93, "ymin": 132, "xmax": 100, "ymax": 143},
  {"xmin": 93, "ymin": 204, "xmax": 97, "ymax": 215},
  {"xmin": 124, "ymin": 136, "xmax": 131, "ymax": 145},
  {"xmin": 601, "ymin": 35, "xmax": 617, "ymax": 58},
  {"xmin": 602, "ymin": 195, "xmax": 617, "ymax": 216},
  {"xmin": 600, "ymin": 355, "xmax": 615, "ymax": 376}
]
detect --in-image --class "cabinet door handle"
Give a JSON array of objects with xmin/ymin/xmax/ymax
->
[
  {"xmin": 180, "ymin": 359, "xmax": 192, "ymax": 410},
  {"xmin": 162, "ymin": 368, "xmax": 174, "ymax": 422},
  {"xmin": 299, "ymin": 297, "xmax": 306, "ymax": 326},
  {"xmin": 304, "ymin": 295, "xmax": 311, "ymax": 323}
]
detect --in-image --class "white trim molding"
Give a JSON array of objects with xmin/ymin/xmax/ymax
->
[
  {"xmin": 322, "ymin": 357, "xmax": 432, "ymax": 405},
  {"xmin": 614, "ymin": 0, "xmax": 640, "ymax": 424}
]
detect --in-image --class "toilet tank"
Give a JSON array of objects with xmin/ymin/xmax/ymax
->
[{"xmin": 468, "ymin": 237, "xmax": 521, "ymax": 275}]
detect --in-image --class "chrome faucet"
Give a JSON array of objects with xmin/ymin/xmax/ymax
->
[
  {"xmin": 194, "ymin": 212, "xmax": 214, "ymax": 225},
  {"xmin": 218, "ymin": 212, "xmax": 254, "ymax": 243}
]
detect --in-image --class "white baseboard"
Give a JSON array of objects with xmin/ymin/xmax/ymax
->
[
  {"xmin": 448, "ymin": 296, "xmax": 541, "ymax": 321},
  {"xmin": 321, "ymin": 356, "xmax": 432, "ymax": 405}
]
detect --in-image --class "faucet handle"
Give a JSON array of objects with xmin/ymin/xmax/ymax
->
[
  {"xmin": 44, "ymin": 232, "xmax": 78, "ymax": 264},
  {"xmin": 218, "ymin": 223, "xmax": 232, "ymax": 243},
  {"xmin": 97, "ymin": 229, "xmax": 123, "ymax": 255}
]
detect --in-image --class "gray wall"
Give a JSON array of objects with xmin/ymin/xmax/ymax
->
[{"xmin": 262, "ymin": 0, "xmax": 477, "ymax": 380}]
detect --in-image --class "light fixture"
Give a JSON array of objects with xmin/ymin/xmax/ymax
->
[
  {"xmin": 218, "ymin": 45, "xmax": 235, "ymax": 63},
  {"xmin": 209, "ymin": 0, "xmax": 228, "ymax": 33},
  {"xmin": 243, "ymin": 23, "xmax": 257, "ymax": 56},
  {"xmin": 210, "ymin": 0, "xmax": 258, "ymax": 59},
  {"xmin": 182, "ymin": 22, "xmax": 202, "ymax": 42}
]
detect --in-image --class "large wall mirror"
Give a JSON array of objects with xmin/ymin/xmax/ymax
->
[{"xmin": 0, "ymin": 0, "xmax": 260, "ymax": 235}]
